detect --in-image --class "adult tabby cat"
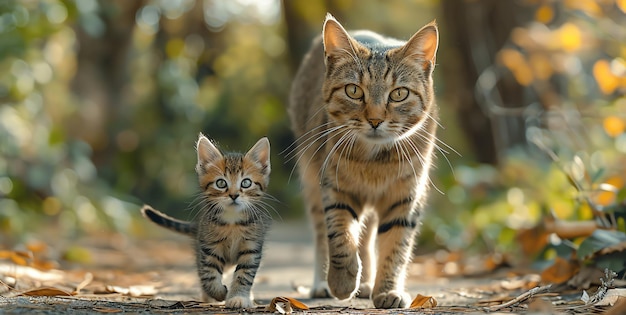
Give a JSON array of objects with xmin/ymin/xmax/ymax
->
[
  {"xmin": 141, "ymin": 133, "xmax": 271, "ymax": 309},
  {"xmin": 287, "ymin": 14, "xmax": 439, "ymax": 309}
]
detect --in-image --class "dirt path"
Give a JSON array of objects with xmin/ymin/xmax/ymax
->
[{"xmin": 0, "ymin": 222, "xmax": 619, "ymax": 314}]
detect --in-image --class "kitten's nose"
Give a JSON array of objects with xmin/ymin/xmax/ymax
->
[
  {"xmin": 368, "ymin": 118, "xmax": 383, "ymax": 129},
  {"xmin": 229, "ymin": 193, "xmax": 239, "ymax": 200}
]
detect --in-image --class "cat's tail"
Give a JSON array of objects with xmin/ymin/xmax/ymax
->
[{"xmin": 140, "ymin": 205, "xmax": 197, "ymax": 236}]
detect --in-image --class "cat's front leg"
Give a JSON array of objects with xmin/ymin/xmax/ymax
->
[
  {"xmin": 371, "ymin": 213, "xmax": 419, "ymax": 308},
  {"xmin": 323, "ymin": 191, "xmax": 362, "ymax": 300}
]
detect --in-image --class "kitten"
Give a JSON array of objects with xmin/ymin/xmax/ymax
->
[
  {"xmin": 141, "ymin": 133, "xmax": 271, "ymax": 309},
  {"xmin": 287, "ymin": 14, "xmax": 439, "ymax": 309}
]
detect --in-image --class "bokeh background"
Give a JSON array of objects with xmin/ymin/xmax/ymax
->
[{"xmin": 1, "ymin": 0, "xmax": 625, "ymax": 261}]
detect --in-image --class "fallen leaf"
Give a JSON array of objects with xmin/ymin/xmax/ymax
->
[
  {"xmin": 410, "ymin": 294, "xmax": 437, "ymax": 308},
  {"xmin": 527, "ymin": 297, "xmax": 555, "ymax": 312},
  {"xmin": 540, "ymin": 257, "xmax": 579, "ymax": 284},
  {"xmin": 596, "ymin": 288, "xmax": 626, "ymax": 306},
  {"xmin": 105, "ymin": 285, "xmax": 157, "ymax": 297},
  {"xmin": 603, "ymin": 296, "xmax": 626, "ymax": 315},
  {"xmin": 19, "ymin": 287, "xmax": 73, "ymax": 297},
  {"xmin": 265, "ymin": 296, "xmax": 309, "ymax": 314},
  {"xmin": 26, "ymin": 242, "xmax": 48, "ymax": 254}
]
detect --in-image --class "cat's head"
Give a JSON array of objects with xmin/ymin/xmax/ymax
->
[
  {"xmin": 195, "ymin": 133, "xmax": 271, "ymax": 211},
  {"xmin": 321, "ymin": 14, "xmax": 439, "ymax": 146}
]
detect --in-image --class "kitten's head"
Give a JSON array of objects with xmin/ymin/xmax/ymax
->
[
  {"xmin": 195, "ymin": 133, "xmax": 271, "ymax": 212},
  {"xmin": 321, "ymin": 14, "xmax": 439, "ymax": 146}
]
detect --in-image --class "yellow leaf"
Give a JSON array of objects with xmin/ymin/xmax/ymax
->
[
  {"xmin": 26, "ymin": 242, "xmax": 47, "ymax": 254},
  {"xmin": 619, "ymin": 0, "xmax": 626, "ymax": 13},
  {"xmin": 529, "ymin": 53, "xmax": 553, "ymax": 81},
  {"xmin": 410, "ymin": 294, "xmax": 438, "ymax": 308},
  {"xmin": 535, "ymin": 4, "xmax": 554, "ymax": 24},
  {"xmin": 498, "ymin": 49, "xmax": 534, "ymax": 86},
  {"xmin": 558, "ymin": 23, "xmax": 582, "ymax": 52},
  {"xmin": 594, "ymin": 60, "xmax": 619, "ymax": 94},
  {"xmin": 603, "ymin": 116, "xmax": 626, "ymax": 137}
]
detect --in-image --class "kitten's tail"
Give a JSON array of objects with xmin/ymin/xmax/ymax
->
[{"xmin": 140, "ymin": 205, "xmax": 197, "ymax": 236}]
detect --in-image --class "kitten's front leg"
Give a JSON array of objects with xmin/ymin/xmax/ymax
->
[
  {"xmin": 323, "ymin": 190, "xmax": 362, "ymax": 300},
  {"xmin": 196, "ymin": 244, "xmax": 228, "ymax": 302},
  {"xmin": 225, "ymin": 237, "xmax": 263, "ymax": 308}
]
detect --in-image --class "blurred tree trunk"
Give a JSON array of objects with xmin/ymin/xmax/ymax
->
[
  {"xmin": 441, "ymin": 0, "xmax": 533, "ymax": 164},
  {"xmin": 71, "ymin": 0, "xmax": 146, "ymax": 160},
  {"xmin": 283, "ymin": 0, "xmax": 347, "ymax": 71}
]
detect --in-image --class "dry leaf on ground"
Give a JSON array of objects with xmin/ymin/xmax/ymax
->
[
  {"xmin": 410, "ymin": 294, "xmax": 437, "ymax": 308},
  {"xmin": 265, "ymin": 296, "xmax": 309, "ymax": 314},
  {"xmin": 540, "ymin": 257, "xmax": 579, "ymax": 284},
  {"xmin": 18, "ymin": 287, "xmax": 73, "ymax": 297},
  {"xmin": 596, "ymin": 288, "xmax": 626, "ymax": 306},
  {"xmin": 105, "ymin": 285, "xmax": 158, "ymax": 297}
]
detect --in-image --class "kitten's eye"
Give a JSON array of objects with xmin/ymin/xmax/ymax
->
[
  {"xmin": 241, "ymin": 178, "xmax": 252, "ymax": 188},
  {"xmin": 215, "ymin": 179, "xmax": 227, "ymax": 189},
  {"xmin": 345, "ymin": 84, "xmax": 364, "ymax": 100},
  {"xmin": 389, "ymin": 87, "xmax": 409, "ymax": 102}
]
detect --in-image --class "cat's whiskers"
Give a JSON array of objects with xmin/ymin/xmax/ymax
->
[
  {"xmin": 294, "ymin": 125, "xmax": 349, "ymax": 183},
  {"xmin": 319, "ymin": 127, "xmax": 353, "ymax": 181},
  {"xmin": 413, "ymin": 128, "xmax": 457, "ymax": 179},
  {"xmin": 282, "ymin": 122, "xmax": 336, "ymax": 161},
  {"xmin": 401, "ymin": 134, "xmax": 444, "ymax": 195},
  {"xmin": 321, "ymin": 129, "xmax": 358, "ymax": 187}
]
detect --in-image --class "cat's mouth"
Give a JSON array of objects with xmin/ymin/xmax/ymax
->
[{"xmin": 363, "ymin": 130, "xmax": 392, "ymax": 143}]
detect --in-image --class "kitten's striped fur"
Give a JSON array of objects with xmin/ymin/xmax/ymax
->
[
  {"xmin": 141, "ymin": 134, "xmax": 271, "ymax": 309},
  {"xmin": 287, "ymin": 14, "xmax": 439, "ymax": 309}
]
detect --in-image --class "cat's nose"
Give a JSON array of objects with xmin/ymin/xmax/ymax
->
[
  {"xmin": 229, "ymin": 193, "xmax": 239, "ymax": 200},
  {"xmin": 368, "ymin": 118, "xmax": 383, "ymax": 129}
]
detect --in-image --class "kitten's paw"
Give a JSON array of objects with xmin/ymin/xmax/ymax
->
[
  {"xmin": 372, "ymin": 290, "xmax": 411, "ymax": 309},
  {"xmin": 327, "ymin": 253, "xmax": 361, "ymax": 300},
  {"xmin": 356, "ymin": 283, "xmax": 372, "ymax": 299},
  {"xmin": 225, "ymin": 295, "xmax": 255, "ymax": 309},
  {"xmin": 202, "ymin": 284, "xmax": 228, "ymax": 302}
]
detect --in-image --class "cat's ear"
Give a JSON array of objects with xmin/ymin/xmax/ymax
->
[
  {"xmin": 196, "ymin": 133, "xmax": 222, "ymax": 167},
  {"xmin": 400, "ymin": 20, "xmax": 439, "ymax": 72},
  {"xmin": 322, "ymin": 13, "xmax": 359, "ymax": 61},
  {"xmin": 245, "ymin": 137, "xmax": 271, "ymax": 174}
]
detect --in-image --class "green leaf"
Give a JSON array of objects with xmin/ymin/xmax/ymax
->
[{"xmin": 577, "ymin": 230, "xmax": 626, "ymax": 260}]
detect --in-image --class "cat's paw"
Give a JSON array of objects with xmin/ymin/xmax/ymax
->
[
  {"xmin": 225, "ymin": 295, "xmax": 255, "ymax": 309},
  {"xmin": 201, "ymin": 284, "xmax": 228, "ymax": 302},
  {"xmin": 310, "ymin": 281, "xmax": 331, "ymax": 298},
  {"xmin": 356, "ymin": 283, "xmax": 372, "ymax": 299},
  {"xmin": 327, "ymin": 253, "xmax": 361, "ymax": 300},
  {"xmin": 372, "ymin": 290, "xmax": 411, "ymax": 309}
]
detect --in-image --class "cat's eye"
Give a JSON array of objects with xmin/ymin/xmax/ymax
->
[
  {"xmin": 345, "ymin": 84, "xmax": 364, "ymax": 100},
  {"xmin": 241, "ymin": 178, "xmax": 252, "ymax": 189},
  {"xmin": 215, "ymin": 179, "xmax": 227, "ymax": 189},
  {"xmin": 389, "ymin": 87, "xmax": 409, "ymax": 102}
]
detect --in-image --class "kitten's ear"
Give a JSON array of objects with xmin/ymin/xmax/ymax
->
[
  {"xmin": 323, "ymin": 13, "xmax": 358, "ymax": 60},
  {"xmin": 400, "ymin": 20, "xmax": 439, "ymax": 72},
  {"xmin": 245, "ymin": 137, "xmax": 271, "ymax": 173},
  {"xmin": 196, "ymin": 133, "xmax": 222, "ymax": 167}
]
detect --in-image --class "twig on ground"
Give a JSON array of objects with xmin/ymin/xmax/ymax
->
[{"xmin": 484, "ymin": 284, "xmax": 552, "ymax": 312}]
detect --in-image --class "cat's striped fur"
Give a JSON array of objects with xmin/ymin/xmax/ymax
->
[
  {"xmin": 141, "ymin": 134, "xmax": 271, "ymax": 309},
  {"xmin": 287, "ymin": 14, "xmax": 439, "ymax": 309}
]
